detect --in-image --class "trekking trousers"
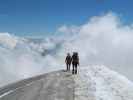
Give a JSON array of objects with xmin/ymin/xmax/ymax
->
[
  {"xmin": 72, "ymin": 62, "xmax": 78, "ymax": 74},
  {"xmin": 66, "ymin": 63, "xmax": 71, "ymax": 71}
]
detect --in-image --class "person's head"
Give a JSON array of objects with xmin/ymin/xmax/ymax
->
[
  {"xmin": 73, "ymin": 52, "xmax": 78, "ymax": 55},
  {"xmin": 67, "ymin": 53, "xmax": 70, "ymax": 56}
]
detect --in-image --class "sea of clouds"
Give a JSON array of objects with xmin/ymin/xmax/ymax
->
[{"xmin": 0, "ymin": 12, "xmax": 133, "ymax": 87}]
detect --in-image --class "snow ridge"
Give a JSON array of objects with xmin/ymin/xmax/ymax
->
[{"xmin": 74, "ymin": 65, "xmax": 133, "ymax": 100}]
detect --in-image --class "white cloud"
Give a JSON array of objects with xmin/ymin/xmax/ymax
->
[
  {"xmin": 0, "ymin": 33, "xmax": 18, "ymax": 49},
  {"xmin": 57, "ymin": 25, "xmax": 80, "ymax": 36},
  {"xmin": 1, "ymin": 12, "xmax": 133, "ymax": 87},
  {"xmin": 58, "ymin": 12, "xmax": 133, "ymax": 80}
]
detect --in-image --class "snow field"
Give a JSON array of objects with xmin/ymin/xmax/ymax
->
[{"xmin": 74, "ymin": 65, "xmax": 133, "ymax": 100}]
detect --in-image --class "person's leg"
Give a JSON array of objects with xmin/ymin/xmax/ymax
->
[
  {"xmin": 75, "ymin": 64, "xmax": 77, "ymax": 74},
  {"xmin": 68, "ymin": 63, "xmax": 70, "ymax": 71},
  {"xmin": 73, "ymin": 63, "xmax": 76, "ymax": 74},
  {"xmin": 67, "ymin": 63, "xmax": 69, "ymax": 71},
  {"xmin": 69, "ymin": 63, "xmax": 71, "ymax": 71},
  {"xmin": 72, "ymin": 63, "xmax": 74, "ymax": 74}
]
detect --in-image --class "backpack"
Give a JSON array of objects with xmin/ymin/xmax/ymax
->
[
  {"xmin": 72, "ymin": 53, "xmax": 79, "ymax": 63},
  {"xmin": 66, "ymin": 56, "xmax": 72, "ymax": 63}
]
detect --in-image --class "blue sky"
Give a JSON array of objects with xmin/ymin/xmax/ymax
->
[{"xmin": 0, "ymin": 0, "xmax": 133, "ymax": 36}]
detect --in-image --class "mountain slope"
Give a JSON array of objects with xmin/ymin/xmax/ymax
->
[
  {"xmin": 0, "ymin": 65, "xmax": 133, "ymax": 100},
  {"xmin": 74, "ymin": 65, "xmax": 133, "ymax": 100},
  {"xmin": 0, "ymin": 71, "xmax": 74, "ymax": 100}
]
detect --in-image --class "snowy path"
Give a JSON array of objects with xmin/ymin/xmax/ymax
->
[
  {"xmin": 0, "ymin": 71, "xmax": 74, "ymax": 100},
  {"xmin": 74, "ymin": 65, "xmax": 133, "ymax": 100},
  {"xmin": 1, "ymin": 65, "xmax": 133, "ymax": 100}
]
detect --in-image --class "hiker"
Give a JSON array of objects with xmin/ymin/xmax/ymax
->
[
  {"xmin": 65, "ymin": 53, "xmax": 72, "ymax": 71},
  {"xmin": 72, "ymin": 52, "xmax": 79, "ymax": 74}
]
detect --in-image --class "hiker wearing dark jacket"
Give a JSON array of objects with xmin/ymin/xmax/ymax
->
[
  {"xmin": 65, "ymin": 53, "xmax": 72, "ymax": 71},
  {"xmin": 72, "ymin": 52, "xmax": 79, "ymax": 74}
]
